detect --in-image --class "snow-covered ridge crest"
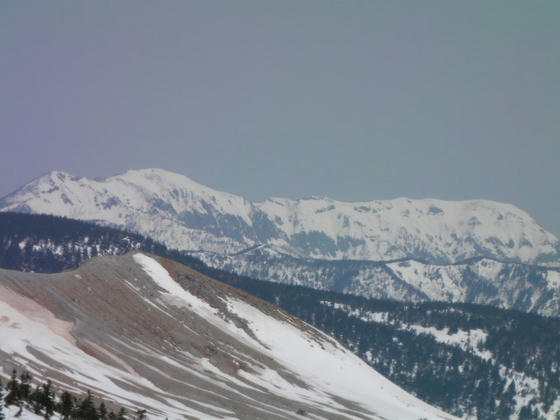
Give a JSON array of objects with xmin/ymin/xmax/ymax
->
[{"xmin": 1, "ymin": 168, "xmax": 558, "ymax": 264}]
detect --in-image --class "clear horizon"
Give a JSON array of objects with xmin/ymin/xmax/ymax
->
[{"xmin": 1, "ymin": 1, "xmax": 559, "ymax": 236}]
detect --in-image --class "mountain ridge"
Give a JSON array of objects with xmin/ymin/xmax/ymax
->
[
  {"xmin": 1, "ymin": 168, "xmax": 558, "ymax": 265},
  {"xmin": 0, "ymin": 251, "xmax": 455, "ymax": 419},
  {"xmin": 3, "ymin": 210, "xmax": 560, "ymax": 319}
]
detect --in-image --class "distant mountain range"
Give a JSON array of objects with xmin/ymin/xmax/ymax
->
[
  {"xmin": 1, "ymin": 168, "xmax": 559, "ymax": 317},
  {"xmin": 1, "ymin": 168, "xmax": 558, "ymax": 264}
]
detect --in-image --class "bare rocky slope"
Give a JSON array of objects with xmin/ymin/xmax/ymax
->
[{"xmin": 0, "ymin": 252, "xmax": 454, "ymax": 420}]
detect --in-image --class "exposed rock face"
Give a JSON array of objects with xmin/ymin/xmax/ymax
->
[
  {"xmin": 1, "ymin": 168, "xmax": 558, "ymax": 264},
  {"xmin": 0, "ymin": 253, "xmax": 454, "ymax": 419}
]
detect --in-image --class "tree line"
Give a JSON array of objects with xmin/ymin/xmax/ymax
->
[{"xmin": 0, "ymin": 369, "xmax": 150, "ymax": 420}]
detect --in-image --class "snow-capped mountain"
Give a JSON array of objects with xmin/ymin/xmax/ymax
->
[
  {"xmin": 1, "ymin": 168, "xmax": 558, "ymax": 265},
  {"xmin": 0, "ymin": 252, "xmax": 455, "ymax": 419}
]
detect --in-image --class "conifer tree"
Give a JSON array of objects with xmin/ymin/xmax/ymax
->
[
  {"xmin": 117, "ymin": 407, "xmax": 127, "ymax": 420},
  {"xmin": 98, "ymin": 402, "xmax": 108, "ymax": 420},
  {"xmin": 18, "ymin": 371, "xmax": 31, "ymax": 401},
  {"xmin": 30, "ymin": 384, "xmax": 42, "ymax": 414},
  {"xmin": 0, "ymin": 379, "xmax": 5, "ymax": 420},
  {"xmin": 76, "ymin": 390, "xmax": 97, "ymax": 420},
  {"xmin": 5, "ymin": 369, "xmax": 20, "ymax": 406},
  {"xmin": 41, "ymin": 380, "xmax": 55, "ymax": 418},
  {"xmin": 58, "ymin": 391, "xmax": 74, "ymax": 419}
]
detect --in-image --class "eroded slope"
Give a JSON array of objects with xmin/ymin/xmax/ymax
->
[{"xmin": 0, "ymin": 253, "xmax": 454, "ymax": 419}]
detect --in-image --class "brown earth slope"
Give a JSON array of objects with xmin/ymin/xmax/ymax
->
[{"xmin": 0, "ymin": 252, "xmax": 455, "ymax": 420}]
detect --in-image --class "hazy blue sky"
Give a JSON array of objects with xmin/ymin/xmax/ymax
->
[{"xmin": 1, "ymin": 2, "xmax": 559, "ymax": 235}]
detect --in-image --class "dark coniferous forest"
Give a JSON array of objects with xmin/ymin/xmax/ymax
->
[{"xmin": 1, "ymin": 212, "xmax": 559, "ymax": 419}]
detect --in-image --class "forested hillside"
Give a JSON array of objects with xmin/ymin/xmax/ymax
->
[{"xmin": 222, "ymin": 278, "xmax": 560, "ymax": 419}]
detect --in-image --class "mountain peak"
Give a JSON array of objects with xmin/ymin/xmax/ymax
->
[
  {"xmin": 47, "ymin": 169, "xmax": 74, "ymax": 179},
  {"xmin": 1, "ymin": 168, "xmax": 558, "ymax": 264}
]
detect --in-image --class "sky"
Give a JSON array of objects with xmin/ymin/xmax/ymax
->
[{"xmin": 1, "ymin": 1, "xmax": 559, "ymax": 236}]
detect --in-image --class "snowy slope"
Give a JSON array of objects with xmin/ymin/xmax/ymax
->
[
  {"xmin": 1, "ymin": 168, "xmax": 558, "ymax": 264},
  {"xmin": 0, "ymin": 252, "xmax": 455, "ymax": 419}
]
